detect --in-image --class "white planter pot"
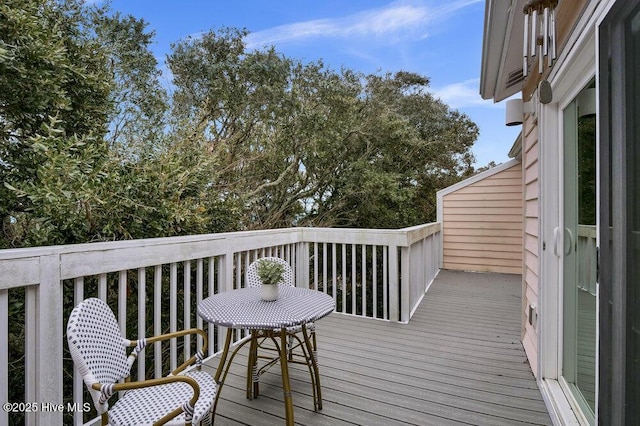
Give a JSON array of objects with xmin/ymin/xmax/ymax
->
[{"xmin": 261, "ymin": 284, "xmax": 279, "ymax": 301}]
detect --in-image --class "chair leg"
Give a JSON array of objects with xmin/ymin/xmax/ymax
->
[
  {"xmin": 288, "ymin": 334, "xmax": 294, "ymax": 361},
  {"xmin": 278, "ymin": 328, "xmax": 295, "ymax": 426},
  {"xmin": 302, "ymin": 325, "xmax": 323, "ymax": 411},
  {"xmin": 311, "ymin": 330, "xmax": 318, "ymax": 364},
  {"xmin": 246, "ymin": 331, "xmax": 259, "ymax": 399}
]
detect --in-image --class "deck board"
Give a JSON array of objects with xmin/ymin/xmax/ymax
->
[{"xmin": 203, "ymin": 270, "xmax": 552, "ymax": 425}]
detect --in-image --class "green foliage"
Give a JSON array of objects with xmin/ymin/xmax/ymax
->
[
  {"xmin": 578, "ymin": 115, "xmax": 596, "ymax": 225},
  {"xmin": 1, "ymin": 5, "xmax": 483, "ymax": 423},
  {"xmin": 93, "ymin": 10, "xmax": 169, "ymax": 156},
  {"xmin": 167, "ymin": 29, "xmax": 478, "ymax": 230},
  {"xmin": 0, "ymin": 0, "xmax": 112, "ymax": 247},
  {"xmin": 256, "ymin": 260, "xmax": 286, "ymax": 285},
  {"xmin": 2, "ymin": 11, "xmax": 479, "ymax": 247}
]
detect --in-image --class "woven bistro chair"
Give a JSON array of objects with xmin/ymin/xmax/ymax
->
[
  {"xmin": 245, "ymin": 257, "xmax": 320, "ymax": 404},
  {"xmin": 67, "ymin": 298, "xmax": 216, "ymax": 425}
]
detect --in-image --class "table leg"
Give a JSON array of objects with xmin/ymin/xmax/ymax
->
[
  {"xmin": 212, "ymin": 328, "xmax": 256, "ymax": 421},
  {"xmin": 246, "ymin": 331, "xmax": 259, "ymax": 399},
  {"xmin": 278, "ymin": 328, "xmax": 295, "ymax": 426}
]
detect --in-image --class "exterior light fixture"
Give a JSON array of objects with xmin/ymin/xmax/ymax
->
[
  {"xmin": 506, "ymin": 99, "xmax": 524, "ymax": 126},
  {"xmin": 505, "ymin": 97, "xmax": 537, "ymax": 126},
  {"xmin": 523, "ymin": 0, "xmax": 559, "ymax": 77}
]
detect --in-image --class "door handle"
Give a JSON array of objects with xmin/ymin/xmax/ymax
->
[
  {"xmin": 564, "ymin": 228, "xmax": 574, "ymax": 256},
  {"xmin": 553, "ymin": 227, "xmax": 574, "ymax": 257},
  {"xmin": 553, "ymin": 227, "xmax": 561, "ymax": 257}
]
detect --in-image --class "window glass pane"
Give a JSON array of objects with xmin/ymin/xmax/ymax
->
[{"xmin": 563, "ymin": 82, "xmax": 597, "ymax": 418}]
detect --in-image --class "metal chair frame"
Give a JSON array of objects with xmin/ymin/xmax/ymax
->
[{"xmin": 67, "ymin": 298, "xmax": 216, "ymax": 425}]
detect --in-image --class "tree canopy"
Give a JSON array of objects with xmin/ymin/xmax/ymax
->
[{"xmin": 1, "ymin": 1, "xmax": 480, "ymax": 249}]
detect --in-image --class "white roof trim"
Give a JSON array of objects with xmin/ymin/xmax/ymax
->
[
  {"xmin": 508, "ymin": 131, "xmax": 523, "ymax": 159},
  {"xmin": 480, "ymin": 0, "xmax": 527, "ymax": 102}
]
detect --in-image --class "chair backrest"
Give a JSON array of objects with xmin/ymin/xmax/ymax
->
[
  {"xmin": 67, "ymin": 298, "xmax": 131, "ymax": 412},
  {"xmin": 246, "ymin": 257, "xmax": 293, "ymax": 288}
]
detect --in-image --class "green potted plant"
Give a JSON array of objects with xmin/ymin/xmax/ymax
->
[{"xmin": 256, "ymin": 259, "xmax": 285, "ymax": 301}]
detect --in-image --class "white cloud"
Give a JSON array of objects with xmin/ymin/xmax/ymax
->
[
  {"xmin": 245, "ymin": 0, "xmax": 482, "ymax": 49},
  {"xmin": 431, "ymin": 78, "xmax": 498, "ymax": 109}
]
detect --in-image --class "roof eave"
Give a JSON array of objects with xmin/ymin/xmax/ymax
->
[{"xmin": 480, "ymin": 0, "xmax": 525, "ymax": 102}]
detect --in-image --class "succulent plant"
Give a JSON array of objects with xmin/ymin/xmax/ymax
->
[{"xmin": 256, "ymin": 259, "xmax": 285, "ymax": 285}]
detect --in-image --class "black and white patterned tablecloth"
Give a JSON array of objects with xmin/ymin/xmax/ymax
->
[{"xmin": 197, "ymin": 286, "xmax": 335, "ymax": 329}]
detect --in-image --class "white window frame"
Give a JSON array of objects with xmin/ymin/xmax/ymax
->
[{"xmin": 535, "ymin": 1, "xmax": 619, "ymax": 424}]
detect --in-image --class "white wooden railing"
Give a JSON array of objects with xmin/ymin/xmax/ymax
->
[
  {"xmin": 577, "ymin": 225, "xmax": 597, "ymax": 296},
  {"xmin": 0, "ymin": 223, "xmax": 440, "ymax": 425}
]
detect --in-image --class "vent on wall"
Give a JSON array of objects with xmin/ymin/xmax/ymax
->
[
  {"xmin": 528, "ymin": 303, "xmax": 538, "ymax": 329},
  {"xmin": 505, "ymin": 69, "xmax": 525, "ymax": 89}
]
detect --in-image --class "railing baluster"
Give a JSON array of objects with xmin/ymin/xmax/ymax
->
[
  {"xmin": 342, "ymin": 244, "xmax": 347, "ymax": 313},
  {"xmin": 351, "ymin": 244, "xmax": 356, "ymax": 315},
  {"xmin": 322, "ymin": 243, "xmax": 327, "ymax": 293},
  {"xmin": 73, "ymin": 278, "xmax": 84, "ymax": 425},
  {"xmin": 0, "ymin": 289, "xmax": 7, "ymax": 426},
  {"xmin": 362, "ymin": 244, "xmax": 367, "ymax": 317},
  {"xmin": 383, "ymin": 246, "xmax": 389, "ymax": 320},
  {"xmin": 24, "ymin": 286, "xmax": 37, "ymax": 426},
  {"xmin": 118, "ymin": 270, "xmax": 127, "ymax": 336},
  {"xmin": 313, "ymin": 242, "xmax": 318, "ymax": 291},
  {"xmin": 98, "ymin": 273, "xmax": 107, "ymax": 301},
  {"xmin": 218, "ymin": 254, "xmax": 233, "ymax": 354},
  {"xmin": 169, "ymin": 263, "xmax": 177, "ymax": 372},
  {"xmin": 235, "ymin": 254, "xmax": 241, "ymax": 290},
  {"xmin": 373, "ymin": 245, "xmax": 378, "ymax": 318},
  {"xmin": 244, "ymin": 251, "xmax": 250, "ymax": 288},
  {"xmin": 184, "ymin": 260, "xmax": 191, "ymax": 361},
  {"xmin": 137, "ymin": 268, "xmax": 146, "ymax": 381},
  {"xmin": 208, "ymin": 257, "xmax": 215, "ymax": 355},
  {"xmin": 154, "ymin": 265, "xmax": 162, "ymax": 378},
  {"xmin": 331, "ymin": 244, "xmax": 337, "ymax": 300},
  {"xmin": 196, "ymin": 259, "xmax": 204, "ymax": 351}
]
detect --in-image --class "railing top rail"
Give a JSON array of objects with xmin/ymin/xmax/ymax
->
[
  {"xmin": 0, "ymin": 223, "xmax": 441, "ymax": 290},
  {"xmin": 299, "ymin": 222, "xmax": 440, "ymax": 246},
  {"xmin": 0, "ymin": 227, "xmax": 300, "ymax": 261},
  {"xmin": 577, "ymin": 224, "xmax": 597, "ymax": 238},
  {"xmin": 401, "ymin": 222, "xmax": 441, "ymax": 245},
  {"xmin": 1, "ymin": 223, "xmax": 441, "ymax": 261}
]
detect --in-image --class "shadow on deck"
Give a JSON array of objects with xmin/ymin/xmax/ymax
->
[{"xmin": 202, "ymin": 270, "xmax": 552, "ymax": 425}]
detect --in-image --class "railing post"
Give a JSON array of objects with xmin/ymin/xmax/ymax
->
[
  {"xmin": 1, "ymin": 289, "xmax": 8, "ymax": 426},
  {"xmin": 400, "ymin": 246, "xmax": 411, "ymax": 323},
  {"xmin": 36, "ymin": 255, "xmax": 63, "ymax": 425},
  {"xmin": 438, "ymin": 223, "xmax": 443, "ymax": 269},
  {"xmin": 217, "ymin": 252, "xmax": 234, "ymax": 352},
  {"xmin": 295, "ymin": 242, "xmax": 310, "ymax": 289},
  {"xmin": 388, "ymin": 246, "xmax": 399, "ymax": 322}
]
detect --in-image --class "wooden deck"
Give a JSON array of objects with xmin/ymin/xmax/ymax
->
[{"xmin": 202, "ymin": 270, "xmax": 552, "ymax": 425}]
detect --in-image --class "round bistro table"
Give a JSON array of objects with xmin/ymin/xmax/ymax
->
[{"xmin": 198, "ymin": 286, "xmax": 335, "ymax": 426}]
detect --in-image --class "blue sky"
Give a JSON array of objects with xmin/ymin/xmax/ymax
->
[{"xmin": 104, "ymin": 0, "xmax": 519, "ymax": 168}]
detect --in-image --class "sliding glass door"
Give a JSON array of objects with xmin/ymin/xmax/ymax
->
[{"xmin": 561, "ymin": 82, "xmax": 597, "ymax": 423}]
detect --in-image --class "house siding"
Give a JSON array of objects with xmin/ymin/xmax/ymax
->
[
  {"xmin": 518, "ymin": 0, "xmax": 589, "ymax": 382},
  {"xmin": 522, "ymin": 114, "xmax": 539, "ymax": 378},
  {"xmin": 440, "ymin": 161, "xmax": 523, "ymax": 274}
]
